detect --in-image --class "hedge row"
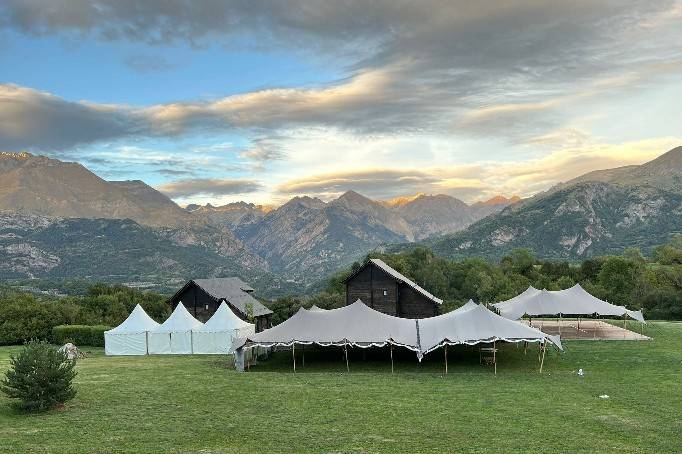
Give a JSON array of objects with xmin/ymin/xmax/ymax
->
[{"xmin": 52, "ymin": 325, "xmax": 111, "ymax": 347}]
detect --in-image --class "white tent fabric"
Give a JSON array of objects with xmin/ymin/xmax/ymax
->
[
  {"xmin": 419, "ymin": 302, "xmax": 562, "ymax": 355},
  {"xmin": 233, "ymin": 299, "xmax": 421, "ymax": 355},
  {"xmin": 105, "ymin": 304, "xmax": 160, "ymax": 355},
  {"xmin": 193, "ymin": 302, "xmax": 255, "ymax": 354},
  {"xmin": 493, "ymin": 284, "xmax": 645, "ymax": 322},
  {"xmin": 148, "ymin": 303, "xmax": 204, "ymax": 354},
  {"xmin": 450, "ymin": 299, "xmax": 479, "ymax": 315},
  {"xmin": 233, "ymin": 299, "xmax": 561, "ymax": 363},
  {"xmin": 308, "ymin": 305, "xmax": 327, "ymax": 312}
]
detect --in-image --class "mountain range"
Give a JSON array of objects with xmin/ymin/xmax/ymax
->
[
  {"xmin": 1, "ymin": 147, "xmax": 680, "ymax": 293},
  {"xmin": 0, "ymin": 151, "xmax": 515, "ymax": 290},
  {"xmin": 185, "ymin": 189, "xmax": 516, "ymax": 280},
  {"xmin": 426, "ymin": 146, "xmax": 682, "ymax": 260}
]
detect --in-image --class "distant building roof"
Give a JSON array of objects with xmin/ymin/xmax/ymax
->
[
  {"xmin": 344, "ymin": 258, "xmax": 443, "ymax": 304},
  {"xmin": 171, "ymin": 277, "xmax": 272, "ymax": 318}
]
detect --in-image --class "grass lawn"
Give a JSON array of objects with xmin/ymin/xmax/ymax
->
[{"xmin": 1, "ymin": 321, "xmax": 681, "ymax": 453}]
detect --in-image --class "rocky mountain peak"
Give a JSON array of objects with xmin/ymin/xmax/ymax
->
[
  {"xmin": 0, "ymin": 151, "xmax": 33, "ymax": 160},
  {"xmin": 284, "ymin": 195, "xmax": 326, "ymax": 210},
  {"xmin": 476, "ymin": 195, "xmax": 522, "ymax": 206}
]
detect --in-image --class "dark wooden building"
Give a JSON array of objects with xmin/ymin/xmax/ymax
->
[
  {"xmin": 168, "ymin": 277, "xmax": 272, "ymax": 332},
  {"xmin": 343, "ymin": 259, "xmax": 443, "ymax": 318}
]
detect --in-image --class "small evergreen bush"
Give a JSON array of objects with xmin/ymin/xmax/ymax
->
[
  {"xmin": 1, "ymin": 340, "xmax": 77, "ymax": 412},
  {"xmin": 52, "ymin": 325, "xmax": 110, "ymax": 347}
]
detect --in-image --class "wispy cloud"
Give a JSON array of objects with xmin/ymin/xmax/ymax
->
[
  {"xmin": 272, "ymin": 138, "xmax": 681, "ymax": 202},
  {"xmin": 156, "ymin": 178, "xmax": 263, "ymax": 198}
]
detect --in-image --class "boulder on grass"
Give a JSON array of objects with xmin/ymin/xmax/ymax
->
[{"xmin": 59, "ymin": 343, "xmax": 85, "ymax": 360}]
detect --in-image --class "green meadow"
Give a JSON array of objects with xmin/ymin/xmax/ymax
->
[{"xmin": 1, "ymin": 322, "xmax": 681, "ymax": 453}]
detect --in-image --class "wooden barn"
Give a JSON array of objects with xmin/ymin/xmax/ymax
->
[
  {"xmin": 343, "ymin": 259, "xmax": 443, "ymax": 318},
  {"xmin": 168, "ymin": 277, "xmax": 272, "ymax": 332}
]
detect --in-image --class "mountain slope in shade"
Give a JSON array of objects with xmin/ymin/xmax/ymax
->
[
  {"xmin": 231, "ymin": 190, "xmax": 516, "ymax": 280},
  {"xmin": 0, "ymin": 152, "xmax": 267, "ymax": 273},
  {"xmin": 0, "ymin": 211, "xmax": 295, "ymax": 295},
  {"xmin": 0, "ymin": 152, "xmax": 195, "ymax": 228},
  {"xmin": 392, "ymin": 194, "xmax": 477, "ymax": 240},
  {"xmin": 235, "ymin": 193, "xmax": 411, "ymax": 279},
  {"xmin": 428, "ymin": 146, "xmax": 682, "ymax": 260}
]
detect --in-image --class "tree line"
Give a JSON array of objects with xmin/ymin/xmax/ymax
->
[
  {"xmin": 1, "ymin": 236, "xmax": 680, "ymax": 344},
  {"xmin": 269, "ymin": 235, "xmax": 682, "ymax": 324}
]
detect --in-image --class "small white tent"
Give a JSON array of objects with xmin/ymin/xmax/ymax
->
[
  {"xmin": 148, "ymin": 303, "xmax": 203, "ymax": 354},
  {"xmin": 105, "ymin": 304, "xmax": 160, "ymax": 356},
  {"xmin": 193, "ymin": 302, "xmax": 255, "ymax": 354}
]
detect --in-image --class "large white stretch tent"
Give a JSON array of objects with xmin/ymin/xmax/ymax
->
[
  {"xmin": 233, "ymin": 299, "xmax": 561, "ymax": 370},
  {"xmin": 493, "ymin": 284, "xmax": 645, "ymax": 322},
  {"xmin": 148, "ymin": 303, "xmax": 203, "ymax": 354},
  {"xmin": 193, "ymin": 302, "xmax": 255, "ymax": 354},
  {"xmin": 419, "ymin": 300, "xmax": 562, "ymax": 355},
  {"xmin": 105, "ymin": 304, "xmax": 159, "ymax": 355}
]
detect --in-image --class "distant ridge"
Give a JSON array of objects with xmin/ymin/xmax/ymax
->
[{"xmin": 427, "ymin": 146, "xmax": 682, "ymax": 260}]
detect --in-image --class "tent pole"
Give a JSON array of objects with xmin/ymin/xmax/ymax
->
[
  {"xmin": 493, "ymin": 340, "xmax": 496, "ymax": 375},
  {"xmin": 524, "ymin": 341, "xmax": 527, "ymax": 355},
  {"xmin": 302, "ymin": 345, "xmax": 305, "ymax": 368},
  {"xmin": 145, "ymin": 332, "xmax": 149, "ymax": 355},
  {"xmin": 444, "ymin": 344, "xmax": 448, "ymax": 375},
  {"xmin": 559, "ymin": 314, "xmax": 562, "ymax": 335},
  {"xmin": 292, "ymin": 344, "xmax": 296, "ymax": 373},
  {"xmin": 390, "ymin": 344, "xmax": 394, "ymax": 375},
  {"xmin": 539, "ymin": 341, "xmax": 546, "ymax": 373},
  {"xmin": 190, "ymin": 330, "xmax": 194, "ymax": 354},
  {"xmin": 344, "ymin": 343, "xmax": 349, "ymax": 373}
]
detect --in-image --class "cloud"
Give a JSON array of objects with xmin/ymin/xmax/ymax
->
[
  {"xmin": 271, "ymin": 138, "xmax": 682, "ymax": 203},
  {"xmin": 2, "ymin": 2, "xmax": 681, "ymax": 151},
  {"xmin": 156, "ymin": 178, "xmax": 263, "ymax": 198},
  {"xmin": 0, "ymin": 84, "xmax": 138, "ymax": 150},
  {"xmin": 277, "ymin": 168, "xmax": 443, "ymax": 200}
]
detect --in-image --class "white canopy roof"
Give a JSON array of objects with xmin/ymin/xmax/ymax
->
[
  {"xmin": 195, "ymin": 302, "xmax": 253, "ymax": 333},
  {"xmin": 153, "ymin": 303, "xmax": 204, "ymax": 333},
  {"xmin": 493, "ymin": 284, "xmax": 645, "ymax": 322},
  {"xmin": 105, "ymin": 304, "xmax": 159, "ymax": 334},
  {"xmin": 234, "ymin": 299, "xmax": 562, "ymax": 359},
  {"xmin": 308, "ymin": 305, "xmax": 327, "ymax": 312},
  {"xmin": 450, "ymin": 299, "xmax": 479, "ymax": 315},
  {"xmin": 419, "ymin": 302, "xmax": 562, "ymax": 355},
  {"xmin": 235, "ymin": 299, "xmax": 421, "ymax": 355}
]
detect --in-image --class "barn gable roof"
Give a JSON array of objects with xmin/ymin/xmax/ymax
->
[
  {"xmin": 171, "ymin": 277, "xmax": 272, "ymax": 318},
  {"xmin": 344, "ymin": 259, "xmax": 443, "ymax": 305}
]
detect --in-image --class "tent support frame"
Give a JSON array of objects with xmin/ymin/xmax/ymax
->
[
  {"xmin": 344, "ymin": 343, "xmax": 349, "ymax": 373},
  {"xmin": 444, "ymin": 344, "xmax": 448, "ymax": 375},
  {"xmin": 539, "ymin": 340, "xmax": 546, "ymax": 373},
  {"xmin": 390, "ymin": 344, "xmax": 394, "ymax": 374}
]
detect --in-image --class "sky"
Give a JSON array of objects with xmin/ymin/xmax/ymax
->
[{"xmin": 1, "ymin": 1, "xmax": 681, "ymax": 207}]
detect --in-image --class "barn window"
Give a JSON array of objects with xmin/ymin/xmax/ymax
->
[{"xmin": 383, "ymin": 289, "xmax": 387, "ymax": 296}]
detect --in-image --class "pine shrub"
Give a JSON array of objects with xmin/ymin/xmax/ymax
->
[{"xmin": 1, "ymin": 340, "xmax": 77, "ymax": 412}]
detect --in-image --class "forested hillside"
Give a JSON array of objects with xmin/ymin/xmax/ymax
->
[{"xmin": 268, "ymin": 236, "xmax": 682, "ymax": 324}]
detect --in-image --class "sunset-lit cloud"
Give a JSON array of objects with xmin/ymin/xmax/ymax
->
[
  {"xmin": 156, "ymin": 178, "xmax": 263, "ymax": 198},
  {"xmin": 0, "ymin": 0, "xmax": 680, "ymax": 206}
]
